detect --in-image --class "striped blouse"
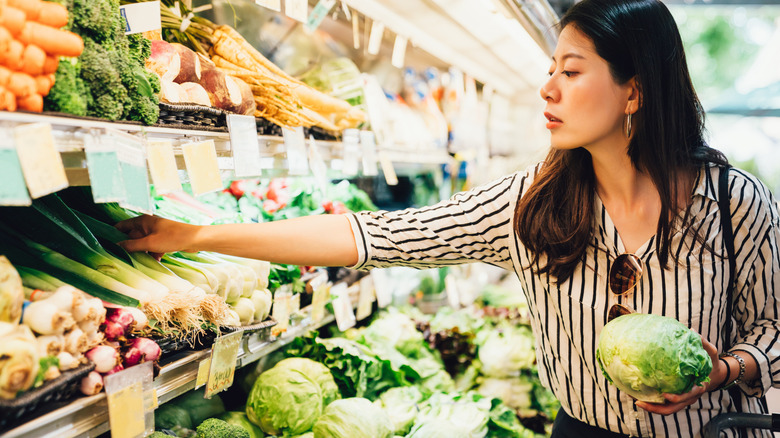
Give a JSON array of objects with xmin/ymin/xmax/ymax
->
[{"xmin": 346, "ymin": 163, "xmax": 780, "ymax": 438}]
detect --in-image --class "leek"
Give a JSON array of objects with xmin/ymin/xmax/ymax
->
[
  {"xmin": 176, "ymin": 252, "xmax": 243, "ymax": 302},
  {"xmin": 16, "ymin": 266, "xmax": 66, "ymax": 292}
]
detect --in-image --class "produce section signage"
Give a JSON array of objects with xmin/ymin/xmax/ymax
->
[
  {"xmin": 119, "ymin": 1, "xmax": 162, "ymax": 35},
  {"xmin": 205, "ymin": 330, "xmax": 243, "ymax": 398},
  {"xmin": 105, "ymin": 361, "xmax": 154, "ymax": 438},
  {"xmin": 0, "ymin": 128, "xmax": 31, "ymax": 206}
]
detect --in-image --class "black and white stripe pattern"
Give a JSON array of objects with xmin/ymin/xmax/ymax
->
[{"xmin": 346, "ymin": 163, "xmax": 780, "ymax": 437}]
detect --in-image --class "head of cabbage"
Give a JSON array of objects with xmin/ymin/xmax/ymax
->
[
  {"xmin": 596, "ymin": 313, "xmax": 712, "ymax": 403},
  {"xmin": 312, "ymin": 398, "xmax": 394, "ymax": 438},
  {"xmin": 246, "ymin": 358, "xmax": 340, "ymax": 436}
]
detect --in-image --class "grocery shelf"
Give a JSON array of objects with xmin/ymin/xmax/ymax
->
[{"xmin": 0, "ymin": 285, "xmax": 357, "ymax": 438}]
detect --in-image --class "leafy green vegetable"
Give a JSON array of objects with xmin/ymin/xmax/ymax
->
[
  {"xmin": 171, "ymin": 388, "xmax": 226, "ymax": 426},
  {"xmin": 476, "ymin": 325, "xmax": 535, "ymax": 377},
  {"xmin": 406, "ymin": 419, "xmax": 468, "ymax": 438},
  {"xmin": 414, "ymin": 392, "xmax": 490, "ymax": 438},
  {"xmin": 218, "ymin": 412, "xmax": 264, "ymax": 438},
  {"xmin": 155, "ymin": 403, "xmax": 194, "ymax": 431},
  {"xmin": 374, "ymin": 386, "xmax": 422, "ymax": 435},
  {"xmin": 596, "ymin": 313, "xmax": 712, "ymax": 403},
  {"xmin": 312, "ymin": 398, "xmax": 393, "ymax": 438},
  {"xmin": 195, "ymin": 418, "xmax": 250, "ymax": 438}
]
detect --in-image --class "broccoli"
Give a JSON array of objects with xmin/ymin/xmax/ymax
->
[
  {"xmin": 44, "ymin": 57, "xmax": 89, "ymax": 116},
  {"xmin": 120, "ymin": 34, "xmax": 160, "ymax": 125},
  {"xmin": 195, "ymin": 418, "xmax": 251, "ymax": 438},
  {"xmin": 80, "ymin": 39, "xmax": 127, "ymax": 121},
  {"xmin": 148, "ymin": 432, "xmax": 174, "ymax": 438},
  {"xmin": 69, "ymin": 0, "xmax": 122, "ymax": 43}
]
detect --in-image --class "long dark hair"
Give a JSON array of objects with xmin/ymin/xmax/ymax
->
[{"xmin": 515, "ymin": 0, "xmax": 727, "ymax": 283}]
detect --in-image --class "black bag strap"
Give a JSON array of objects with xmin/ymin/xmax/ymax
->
[{"xmin": 718, "ymin": 165, "xmax": 736, "ymax": 350}]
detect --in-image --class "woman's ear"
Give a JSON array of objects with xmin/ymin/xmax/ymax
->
[{"xmin": 626, "ymin": 76, "xmax": 642, "ymax": 114}]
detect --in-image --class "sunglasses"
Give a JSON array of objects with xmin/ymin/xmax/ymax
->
[{"xmin": 607, "ymin": 253, "xmax": 643, "ymax": 322}]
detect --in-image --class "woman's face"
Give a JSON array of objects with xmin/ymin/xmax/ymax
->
[{"xmin": 540, "ymin": 25, "xmax": 635, "ymax": 151}]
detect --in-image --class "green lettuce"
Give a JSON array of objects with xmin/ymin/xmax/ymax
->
[{"xmin": 312, "ymin": 398, "xmax": 393, "ymax": 438}]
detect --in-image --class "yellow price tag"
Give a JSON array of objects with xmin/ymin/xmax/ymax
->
[
  {"xmin": 196, "ymin": 357, "xmax": 211, "ymax": 389},
  {"xmin": 182, "ymin": 140, "xmax": 222, "ymax": 196},
  {"xmin": 311, "ymin": 283, "xmax": 330, "ymax": 323},
  {"xmin": 146, "ymin": 140, "xmax": 182, "ymax": 194},
  {"xmin": 356, "ymin": 276, "xmax": 375, "ymax": 321},
  {"xmin": 107, "ymin": 381, "xmax": 145, "ymax": 438},
  {"xmin": 205, "ymin": 331, "xmax": 243, "ymax": 398},
  {"xmin": 14, "ymin": 123, "xmax": 68, "ymax": 199}
]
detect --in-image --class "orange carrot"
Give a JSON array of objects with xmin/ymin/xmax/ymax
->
[
  {"xmin": 18, "ymin": 21, "xmax": 83, "ymax": 57},
  {"xmin": 0, "ymin": 26, "xmax": 10, "ymax": 56},
  {"xmin": 42, "ymin": 54, "xmax": 57, "ymax": 74},
  {"xmin": 0, "ymin": 65, "xmax": 10, "ymax": 86},
  {"xmin": 17, "ymin": 92, "xmax": 42, "ymax": 112},
  {"xmin": 7, "ymin": 71, "xmax": 35, "ymax": 96},
  {"xmin": 9, "ymin": 0, "xmax": 68, "ymax": 29},
  {"xmin": 0, "ymin": 87, "xmax": 18, "ymax": 111},
  {"xmin": 0, "ymin": 6, "xmax": 26, "ymax": 37},
  {"xmin": 34, "ymin": 73, "xmax": 52, "ymax": 96},
  {"xmin": 2, "ymin": 39, "xmax": 23, "ymax": 70},
  {"xmin": 20, "ymin": 43, "xmax": 45, "ymax": 76}
]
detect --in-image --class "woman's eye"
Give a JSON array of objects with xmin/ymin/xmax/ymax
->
[
  {"xmin": 562, "ymin": 70, "xmax": 578, "ymax": 77},
  {"xmin": 547, "ymin": 71, "xmax": 554, "ymax": 76}
]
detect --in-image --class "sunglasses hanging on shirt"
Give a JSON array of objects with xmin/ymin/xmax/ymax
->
[{"xmin": 607, "ymin": 253, "xmax": 643, "ymax": 322}]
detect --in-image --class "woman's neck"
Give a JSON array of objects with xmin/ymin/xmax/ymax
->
[{"xmin": 590, "ymin": 148, "xmax": 657, "ymax": 211}]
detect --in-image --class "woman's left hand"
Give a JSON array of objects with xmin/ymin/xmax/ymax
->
[{"xmin": 635, "ymin": 336, "xmax": 724, "ymax": 415}]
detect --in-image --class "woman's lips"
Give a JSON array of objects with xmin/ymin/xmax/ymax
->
[{"xmin": 544, "ymin": 112, "xmax": 563, "ymax": 129}]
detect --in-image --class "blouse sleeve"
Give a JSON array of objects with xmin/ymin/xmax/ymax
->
[
  {"xmin": 345, "ymin": 171, "xmax": 532, "ymax": 271},
  {"xmin": 727, "ymin": 168, "xmax": 780, "ymax": 397}
]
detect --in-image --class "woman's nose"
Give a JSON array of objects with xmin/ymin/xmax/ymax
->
[{"xmin": 540, "ymin": 77, "xmax": 558, "ymax": 102}]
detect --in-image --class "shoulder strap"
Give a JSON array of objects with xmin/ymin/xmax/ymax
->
[{"xmin": 718, "ymin": 165, "xmax": 736, "ymax": 350}]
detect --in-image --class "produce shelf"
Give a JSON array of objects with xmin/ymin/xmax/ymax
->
[{"xmin": 0, "ymin": 284, "xmax": 358, "ymax": 438}]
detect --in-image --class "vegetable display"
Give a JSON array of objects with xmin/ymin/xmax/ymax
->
[
  {"xmin": 312, "ymin": 397, "xmax": 394, "ymax": 438},
  {"xmin": 596, "ymin": 313, "xmax": 713, "ymax": 403}
]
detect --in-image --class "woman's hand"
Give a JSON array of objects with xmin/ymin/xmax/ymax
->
[
  {"xmin": 635, "ymin": 336, "xmax": 726, "ymax": 415},
  {"xmin": 115, "ymin": 215, "xmax": 201, "ymax": 255}
]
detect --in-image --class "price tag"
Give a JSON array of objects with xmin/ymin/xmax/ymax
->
[
  {"xmin": 305, "ymin": 0, "xmax": 336, "ymax": 32},
  {"xmin": 105, "ymin": 361, "xmax": 154, "ymax": 438},
  {"xmin": 119, "ymin": 1, "xmax": 161, "ymax": 35},
  {"xmin": 256, "ymin": 0, "xmax": 281, "ymax": 12},
  {"xmin": 367, "ymin": 20, "xmax": 384, "ymax": 55},
  {"xmin": 444, "ymin": 275, "xmax": 461, "ymax": 309},
  {"xmin": 308, "ymin": 136, "xmax": 328, "ymax": 194},
  {"xmin": 391, "ymin": 35, "xmax": 407, "ymax": 68},
  {"xmin": 0, "ymin": 129, "xmax": 31, "ymax": 206},
  {"xmin": 14, "ymin": 123, "xmax": 68, "ymax": 199},
  {"xmin": 182, "ymin": 140, "xmax": 222, "ymax": 196},
  {"xmin": 378, "ymin": 151, "xmax": 398, "ymax": 186},
  {"xmin": 283, "ymin": 126, "xmax": 308, "ymax": 175},
  {"xmin": 146, "ymin": 140, "xmax": 182, "ymax": 195},
  {"xmin": 195, "ymin": 357, "xmax": 211, "ymax": 389},
  {"xmin": 205, "ymin": 330, "xmax": 243, "ymax": 398},
  {"xmin": 310, "ymin": 282, "xmax": 330, "ymax": 323},
  {"xmin": 290, "ymin": 293, "xmax": 301, "ymax": 314},
  {"xmin": 356, "ymin": 275, "xmax": 375, "ymax": 321},
  {"xmin": 351, "ymin": 11, "xmax": 360, "ymax": 49},
  {"xmin": 112, "ymin": 131, "xmax": 153, "ymax": 214},
  {"xmin": 272, "ymin": 289, "xmax": 292, "ymax": 331},
  {"xmin": 341, "ymin": 129, "xmax": 360, "ymax": 176},
  {"xmin": 359, "ymin": 130, "xmax": 378, "ymax": 176},
  {"xmin": 330, "ymin": 282, "xmax": 355, "ymax": 331},
  {"xmin": 85, "ymin": 132, "xmax": 125, "ymax": 203},
  {"xmin": 285, "ymin": 0, "xmax": 308, "ymax": 22},
  {"xmin": 371, "ymin": 269, "xmax": 392, "ymax": 308},
  {"xmin": 227, "ymin": 114, "xmax": 263, "ymax": 178}
]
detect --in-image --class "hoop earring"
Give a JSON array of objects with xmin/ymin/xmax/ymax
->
[{"xmin": 625, "ymin": 113, "xmax": 633, "ymax": 138}]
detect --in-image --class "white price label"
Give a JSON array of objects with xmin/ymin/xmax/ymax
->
[
  {"xmin": 14, "ymin": 123, "xmax": 68, "ymax": 199},
  {"xmin": 352, "ymin": 11, "xmax": 360, "ymax": 49},
  {"xmin": 330, "ymin": 282, "xmax": 355, "ymax": 331},
  {"xmin": 308, "ymin": 136, "xmax": 328, "ymax": 194},
  {"xmin": 341, "ymin": 129, "xmax": 360, "ymax": 176},
  {"xmin": 182, "ymin": 140, "xmax": 222, "ymax": 196},
  {"xmin": 378, "ymin": 151, "xmax": 398, "ymax": 186},
  {"xmin": 391, "ymin": 35, "xmax": 407, "ymax": 68},
  {"xmin": 445, "ymin": 275, "xmax": 461, "ymax": 309},
  {"xmin": 285, "ymin": 0, "xmax": 308, "ymax": 22},
  {"xmin": 359, "ymin": 130, "xmax": 378, "ymax": 176},
  {"xmin": 119, "ymin": 1, "xmax": 161, "ymax": 35},
  {"xmin": 205, "ymin": 330, "xmax": 243, "ymax": 398},
  {"xmin": 256, "ymin": 0, "xmax": 281, "ymax": 11},
  {"xmin": 227, "ymin": 114, "xmax": 263, "ymax": 177},
  {"xmin": 370, "ymin": 269, "xmax": 392, "ymax": 308},
  {"xmin": 272, "ymin": 289, "xmax": 292, "ymax": 331},
  {"xmin": 367, "ymin": 20, "xmax": 384, "ymax": 55},
  {"xmin": 283, "ymin": 126, "xmax": 309, "ymax": 175},
  {"xmin": 356, "ymin": 275, "xmax": 375, "ymax": 321},
  {"xmin": 310, "ymin": 282, "xmax": 330, "ymax": 323},
  {"xmin": 112, "ymin": 131, "xmax": 153, "ymax": 214},
  {"xmin": 146, "ymin": 140, "xmax": 182, "ymax": 194}
]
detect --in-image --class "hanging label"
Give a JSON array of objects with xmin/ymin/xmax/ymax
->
[
  {"xmin": 85, "ymin": 132, "xmax": 125, "ymax": 203},
  {"xmin": 341, "ymin": 129, "xmax": 360, "ymax": 176},
  {"xmin": 308, "ymin": 136, "xmax": 328, "ymax": 194},
  {"xmin": 351, "ymin": 11, "xmax": 360, "ymax": 49},
  {"xmin": 256, "ymin": 0, "xmax": 281, "ymax": 12},
  {"xmin": 272, "ymin": 288, "xmax": 292, "ymax": 331},
  {"xmin": 195, "ymin": 357, "xmax": 211, "ymax": 389},
  {"xmin": 444, "ymin": 275, "xmax": 461, "ymax": 309},
  {"xmin": 0, "ymin": 129, "xmax": 31, "ymax": 206},
  {"xmin": 356, "ymin": 275, "xmax": 375, "ymax": 321},
  {"xmin": 285, "ymin": 0, "xmax": 308, "ymax": 22},
  {"xmin": 359, "ymin": 130, "xmax": 378, "ymax": 176},
  {"xmin": 310, "ymin": 282, "xmax": 330, "ymax": 323},
  {"xmin": 205, "ymin": 330, "xmax": 243, "ymax": 398},
  {"xmin": 283, "ymin": 126, "xmax": 309, "ymax": 175},
  {"xmin": 14, "ymin": 123, "xmax": 68, "ymax": 199},
  {"xmin": 112, "ymin": 131, "xmax": 153, "ymax": 214},
  {"xmin": 305, "ymin": 0, "xmax": 337, "ymax": 32},
  {"xmin": 330, "ymin": 282, "xmax": 355, "ymax": 331},
  {"xmin": 119, "ymin": 1, "xmax": 161, "ymax": 35},
  {"xmin": 227, "ymin": 114, "xmax": 263, "ymax": 178},
  {"xmin": 341, "ymin": 2, "xmax": 351, "ymax": 20},
  {"xmin": 370, "ymin": 269, "xmax": 392, "ymax": 308},
  {"xmin": 367, "ymin": 20, "xmax": 384, "ymax": 55},
  {"xmin": 105, "ymin": 361, "xmax": 154, "ymax": 438},
  {"xmin": 182, "ymin": 140, "xmax": 223, "ymax": 196},
  {"xmin": 290, "ymin": 293, "xmax": 301, "ymax": 314},
  {"xmin": 378, "ymin": 151, "xmax": 398, "ymax": 186},
  {"xmin": 146, "ymin": 140, "xmax": 182, "ymax": 195},
  {"xmin": 391, "ymin": 35, "xmax": 408, "ymax": 68}
]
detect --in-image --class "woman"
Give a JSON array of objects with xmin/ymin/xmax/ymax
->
[{"xmin": 118, "ymin": 0, "xmax": 779, "ymax": 436}]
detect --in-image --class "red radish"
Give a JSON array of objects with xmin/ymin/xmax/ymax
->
[
  {"xmin": 86, "ymin": 345, "xmax": 120, "ymax": 373},
  {"xmin": 80, "ymin": 371, "xmax": 103, "ymax": 396},
  {"xmin": 105, "ymin": 364, "xmax": 124, "ymax": 375},
  {"xmin": 103, "ymin": 320, "xmax": 126, "ymax": 341},
  {"xmin": 123, "ymin": 338, "xmax": 162, "ymax": 366}
]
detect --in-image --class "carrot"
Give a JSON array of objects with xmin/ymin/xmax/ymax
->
[
  {"xmin": 42, "ymin": 54, "xmax": 57, "ymax": 74},
  {"xmin": 20, "ymin": 43, "xmax": 45, "ymax": 76},
  {"xmin": 0, "ymin": 65, "xmax": 10, "ymax": 86},
  {"xmin": 7, "ymin": 71, "xmax": 35, "ymax": 96},
  {"xmin": 0, "ymin": 87, "xmax": 17, "ymax": 111},
  {"xmin": 0, "ymin": 26, "xmax": 10, "ymax": 57},
  {"xmin": 8, "ymin": 0, "xmax": 67, "ymax": 29},
  {"xmin": 16, "ymin": 92, "xmax": 42, "ymax": 112},
  {"xmin": 18, "ymin": 21, "xmax": 82, "ymax": 57},
  {"xmin": 0, "ymin": 6, "xmax": 26, "ymax": 37},
  {"xmin": 2, "ymin": 39, "xmax": 23, "ymax": 70},
  {"xmin": 34, "ymin": 73, "xmax": 52, "ymax": 96}
]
